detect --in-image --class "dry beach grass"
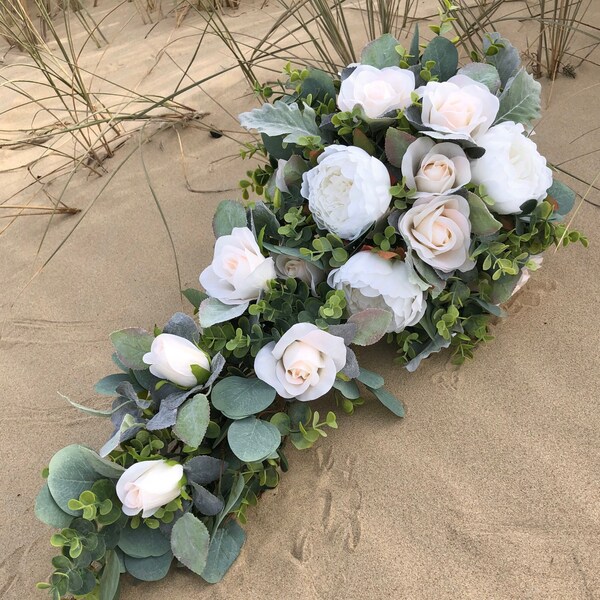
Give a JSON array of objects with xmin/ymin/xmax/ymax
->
[{"xmin": 0, "ymin": 1, "xmax": 599, "ymax": 598}]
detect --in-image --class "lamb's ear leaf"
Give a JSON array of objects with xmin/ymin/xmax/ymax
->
[
  {"xmin": 494, "ymin": 69, "xmax": 541, "ymax": 126},
  {"xmin": 483, "ymin": 33, "xmax": 520, "ymax": 87},
  {"xmin": 170, "ymin": 513, "xmax": 211, "ymax": 576}
]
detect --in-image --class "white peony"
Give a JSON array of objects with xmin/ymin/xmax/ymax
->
[
  {"xmin": 274, "ymin": 255, "xmax": 324, "ymax": 292},
  {"xmin": 470, "ymin": 121, "xmax": 553, "ymax": 214},
  {"xmin": 200, "ymin": 227, "xmax": 276, "ymax": 305},
  {"xmin": 328, "ymin": 252, "xmax": 426, "ymax": 333},
  {"xmin": 402, "ymin": 137, "xmax": 471, "ymax": 197},
  {"xmin": 143, "ymin": 333, "xmax": 210, "ymax": 388},
  {"xmin": 338, "ymin": 64, "xmax": 416, "ymax": 119},
  {"xmin": 254, "ymin": 322, "xmax": 347, "ymax": 402},
  {"xmin": 301, "ymin": 145, "xmax": 392, "ymax": 241},
  {"xmin": 399, "ymin": 195, "xmax": 475, "ymax": 273},
  {"xmin": 116, "ymin": 460, "xmax": 183, "ymax": 518},
  {"xmin": 420, "ymin": 74, "xmax": 499, "ymax": 142}
]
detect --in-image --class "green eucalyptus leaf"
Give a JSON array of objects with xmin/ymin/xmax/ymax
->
[
  {"xmin": 123, "ymin": 551, "xmax": 172, "ymax": 582},
  {"xmin": 109, "ymin": 328, "xmax": 154, "ymax": 371},
  {"xmin": 333, "ymin": 379, "xmax": 360, "ymax": 400},
  {"xmin": 201, "ymin": 520, "xmax": 246, "ymax": 583},
  {"xmin": 170, "ymin": 513, "xmax": 210, "ymax": 576},
  {"xmin": 385, "ymin": 128, "xmax": 416, "ymax": 168},
  {"xmin": 546, "ymin": 179, "xmax": 575, "ymax": 216},
  {"xmin": 118, "ymin": 524, "xmax": 170, "ymax": 559},
  {"xmin": 422, "ymin": 36, "xmax": 458, "ymax": 82},
  {"xmin": 173, "ymin": 394, "xmax": 210, "ymax": 447},
  {"xmin": 299, "ymin": 68, "xmax": 336, "ymax": 104},
  {"xmin": 466, "ymin": 191, "xmax": 502, "ymax": 235},
  {"xmin": 408, "ymin": 24, "xmax": 420, "ymax": 66},
  {"xmin": 35, "ymin": 484, "xmax": 73, "ymax": 528},
  {"xmin": 47, "ymin": 446, "xmax": 124, "ymax": 515},
  {"xmin": 212, "ymin": 200, "xmax": 248, "ymax": 238},
  {"xmin": 490, "ymin": 273, "xmax": 521, "ymax": 304},
  {"xmin": 227, "ymin": 417, "xmax": 281, "ymax": 463},
  {"xmin": 94, "ymin": 374, "xmax": 131, "ymax": 396},
  {"xmin": 370, "ymin": 387, "xmax": 405, "ymax": 417},
  {"xmin": 211, "ymin": 377, "xmax": 276, "ymax": 420},
  {"xmin": 357, "ymin": 368, "xmax": 385, "ymax": 389},
  {"xmin": 483, "ymin": 33, "xmax": 520, "ymax": 87},
  {"xmin": 198, "ymin": 298, "xmax": 249, "ymax": 328},
  {"xmin": 361, "ymin": 33, "xmax": 401, "ymax": 68},
  {"xmin": 348, "ymin": 308, "xmax": 393, "ymax": 346}
]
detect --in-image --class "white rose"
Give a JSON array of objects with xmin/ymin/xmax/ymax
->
[
  {"xmin": 399, "ymin": 195, "xmax": 475, "ymax": 273},
  {"xmin": 301, "ymin": 145, "xmax": 392, "ymax": 241},
  {"xmin": 402, "ymin": 137, "xmax": 471, "ymax": 197},
  {"xmin": 274, "ymin": 159, "xmax": 289, "ymax": 193},
  {"xmin": 420, "ymin": 74, "xmax": 499, "ymax": 142},
  {"xmin": 338, "ymin": 64, "xmax": 416, "ymax": 119},
  {"xmin": 470, "ymin": 121, "xmax": 553, "ymax": 214},
  {"xmin": 143, "ymin": 333, "xmax": 210, "ymax": 388},
  {"xmin": 328, "ymin": 252, "xmax": 426, "ymax": 333},
  {"xmin": 274, "ymin": 255, "xmax": 324, "ymax": 292},
  {"xmin": 254, "ymin": 322, "xmax": 347, "ymax": 401},
  {"xmin": 116, "ymin": 460, "xmax": 183, "ymax": 518},
  {"xmin": 512, "ymin": 255, "xmax": 543, "ymax": 297},
  {"xmin": 200, "ymin": 227, "xmax": 276, "ymax": 305}
]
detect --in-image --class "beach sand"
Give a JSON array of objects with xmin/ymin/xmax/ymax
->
[{"xmin": 0, "ymin": 2, "xmax": 599, "ymax": 598}]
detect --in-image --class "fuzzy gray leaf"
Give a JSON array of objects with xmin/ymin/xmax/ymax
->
[{"xmin": 239, "ymin": 101, "xmax": 321, "ymax": 145}]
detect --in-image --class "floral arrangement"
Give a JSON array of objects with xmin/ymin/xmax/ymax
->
[{"xmin": 35, "ymin": 30, "xmax": 586, "ymax": 600}]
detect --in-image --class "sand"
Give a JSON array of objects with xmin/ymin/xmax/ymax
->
[{"xmin": 0, "ymin": 2, "xmax": 599, "ymax": 598}]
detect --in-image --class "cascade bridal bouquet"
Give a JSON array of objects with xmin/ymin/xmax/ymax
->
[{"xmin": 35, "ymin": 30, "xmax": 586, "ymax": 600}]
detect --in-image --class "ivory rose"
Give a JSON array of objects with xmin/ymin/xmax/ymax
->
[
  {"xmin": 337, "ymin": 64, "xmax": 416, "ymax": 118},
  {"xmin": 274, "ymin": 255, "xmax": 324, "ymax": 292},
  {"xmin": 470, "ymin": 121, "xmax": 553, "ymax": 214},
  {"xmin": 399, "ymin": 195, "xmax": 475, "ymax": 273},
  {"xmin": 301, "ymin": 145, "xmax": 392, "ymax": 241},
  {"xmin": 420, "ymin": 74, "xmax": 499, "ymax": 142},
  {"xmin": 143, "ymin": 333, "xmax": 210, "ymax": 388},
  {"xmin": 328, "ymin": 252, "xmax": 426, "ymax": 333},
  {"xmin": 116, "ymin": 460, "xmax": 183, "ymax": 518},
  {"xmin": 254, "ymin": 323, "xmax": 347, "ymax": 401},
  {"xmin": 402, "ymin": 137, "xmax": 471, "ymax": 197},
  {"xmin": 200, "ymin": 227, "xmax": 276, "ymax": 305}
]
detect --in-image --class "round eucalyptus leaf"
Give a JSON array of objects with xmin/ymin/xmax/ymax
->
[
  {"xmin": 47, "ymin": 445, "xmax": 124, "ymax": 515},
  {"xmin": 124, "ymin": 551, "xmax": 173, "ymax": 582},
  {"xmin": 227, "ymin": 417, "xmax": 282, "ymax": 463},
  {"xmin": 35, "ymin": 484, "xmax": 73, "ymax": 528},
  {"xmin": 118, "ymin": 524, "xmax": 171, "ymax": 559},
  {"xmin": 212, "ymin": 377, "xmax": 276, "ymax": 420}
]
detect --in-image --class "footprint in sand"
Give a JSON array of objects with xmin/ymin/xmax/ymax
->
[{"xmin": 291, "ymin": 447, "xmax": 363, "ymax": 564}]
